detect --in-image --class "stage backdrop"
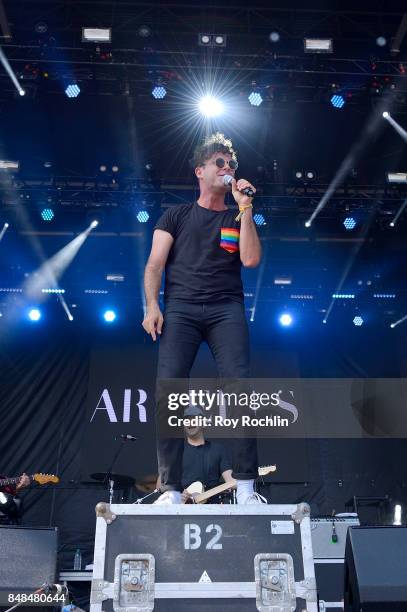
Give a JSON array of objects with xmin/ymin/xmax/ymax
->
[{"xmin": 1, "ymin": 324, "xmax": 407, "ymax": 572}]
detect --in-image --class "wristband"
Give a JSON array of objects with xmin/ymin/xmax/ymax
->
[{"xmin": 235, "ymin": 202, "xmax": 253, "ymax": 222}]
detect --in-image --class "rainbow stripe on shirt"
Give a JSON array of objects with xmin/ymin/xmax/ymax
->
[{"xmin": 220, "ymin": 227, "xmax": 240, "ymax": 253}]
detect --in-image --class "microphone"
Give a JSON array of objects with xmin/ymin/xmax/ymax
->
[
  {"xmin": 119, "ymin": 434, "xmax": 138, "ymax": 441},
  {"xmin": 223, "ymin": 174, "xmax": 254, "ymax": 198}
]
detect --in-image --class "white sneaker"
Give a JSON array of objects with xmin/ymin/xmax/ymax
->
[
  {"xmin": 153, "ymin": 490, "xmax": 182, "ymax": 505},
  {"xmin": 238, "ymin": 492, "xmax": 268, "ymax": 505}
]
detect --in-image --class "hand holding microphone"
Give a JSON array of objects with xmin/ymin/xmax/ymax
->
[{"xmin": 223, "ymin": 175, "xmax": 256, "ymax": 221}]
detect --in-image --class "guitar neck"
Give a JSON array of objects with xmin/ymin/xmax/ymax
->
[
  {"xmin": 0, "ymin": 474, "xmax": 32, "ymax": 488},
  {"xmin": 195, "ymin": 479, "xmax": 237, "ymax": 504}
]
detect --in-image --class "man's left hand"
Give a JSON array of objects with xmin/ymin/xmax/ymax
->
[
  {"xmin": 230, "ymin": 178, "xmax": 256, "ymax": 208},
  {"xmin": 16, "ymin": 473, "xmax": 30, "ymax": 491}
]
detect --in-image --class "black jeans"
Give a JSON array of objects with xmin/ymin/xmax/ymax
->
[{"xmin": 156, "ymin": 299, "xmax": 258, "ymax": 491}]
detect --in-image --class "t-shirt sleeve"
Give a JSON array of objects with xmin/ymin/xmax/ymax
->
[{"xmin": 154, "ymin": 208, "xmax": 178, "ymax": 237}]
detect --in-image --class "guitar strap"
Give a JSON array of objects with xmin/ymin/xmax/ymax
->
[{"xmin": 202, "ymin": 441, "xmax": 210, "ymax": 490}]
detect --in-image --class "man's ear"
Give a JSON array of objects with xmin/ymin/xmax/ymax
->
[{"xmin": 195, "ymin": 166, "xmax": 202, "ymax": 179}]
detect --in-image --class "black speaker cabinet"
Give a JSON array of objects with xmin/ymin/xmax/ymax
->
[
  {"xmin": 0, "ymin": 525, "xmax": 58, "ymax": 608},
  {"xmin": 344, "ymin": 525, "xmax": 407, "ymax": 611}
]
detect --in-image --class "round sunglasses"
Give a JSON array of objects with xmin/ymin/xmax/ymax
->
[{"xmin": 214, "ymin": 157, "xmax": 238, "ymax": 170}]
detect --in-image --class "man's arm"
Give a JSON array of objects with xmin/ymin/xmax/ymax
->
[
  {"xmin": 239, "ymin": 208, "xmax": 262, "ymax": 268},
  {"xmin": 142, "ymin": 229, "xmax": 174, "ymax": 341},
  {"xmin": 221, "ymin": 469, "xmax": 234, "ymax": 483},
  {"xmin": 230, "ymin": 178, "xmax": 261, "ymax": 268}
]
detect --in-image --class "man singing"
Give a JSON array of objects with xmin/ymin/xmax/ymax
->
[{"xmin": 142, "ymin": 133, "xmax": 263, "ymax": 504}]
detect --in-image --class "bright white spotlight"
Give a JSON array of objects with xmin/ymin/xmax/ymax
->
[
  {"xmin": 390, "ymin": 221, "xmax": 395, "ymax": 227},
  {"xmin": 383, "ymin": 111, "xmax": 390, "ymax": 119},
  {"xmin": 90, "ymin": 220, "xmax": 99, "ymax": 229},
  {"xmin": 4, "ymin": 223, "xmax": 9, "ymax": 228},
  {"xmin": 19, "ymin": 89, "xmax": 26, "ymax": 96},
  {"xmin": 198, "ymin": 95, "xmax": 224, "ymax": 118},
  {"xmin": 305, "ymin": 220, "xmax": 311, "ymax": 228},
  {"xmin": 28, "ymin": 308, "xmax": 41, "ymax": 321},
  {"xmin": 393, "ymin": 504, "xmax": 402, "ymax": 526},
  {"xmin": 279, "ymin": 313, "xmax": 293, "ymax": 327},
  {"xmin": 103, "ymin": 309, "xmax": 117, "ymax": 323}
]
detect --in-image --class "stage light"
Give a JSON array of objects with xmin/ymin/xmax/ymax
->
[
  {"xmin": 343, "ymin": 217, "xmax": 356, "ymax": 230},
  {"xmin": 41, "ymin": 208, "xmax": 54, "ymax": 221},
  {"xmin": 198, "ymin": 95, "xmax": 224, "ymax": 118},
  {"xmin": 279, "ymin": 313, "xmax": 293, "ymax": 327},
  {"xmin": 376, "ymin": 36, "xmax": 387, "ymax": 47},
  {"xmin": 331, "ymin": 94, "xmax": 345, "ymax": 108},
  {"xmin": 393, "ymin": 504, "xmax": 402, "ymax": 526},
  {"xmin": 41, "ymin": 288, "xmax": 65, "ymax": 294},
  {"xmin": 304, "ymin": 38, "xmax": 333, "ymax": 53},
  {"xmin": 152, "ymin": 85, "xmax": 167, "ymax": 99},
  {"xmin": 306, "ymin": 171, "xmax": 315, "ymax": 180},
  {"xmin": 82, "ymin": 28, "xmax": 111, "ymax": 43},
  {"xmin": 65, "ymin": 83, "xmax": 80, "ymax": 98},
  {"xmin": 353, "ymin": 316, "xmax": 364, "ymax": 326},
  {"xmin": 253, "ymin": 213, "xmax": 266, "ymax": 226},
  {"xmin": 214, "ymin": 35, "xmax": 225, "ymax": 46},
  {"xmin": 138, "ymin": 25, "xmax": 151, "ymax": 38},
  {"xmin": 374, "ymin": 293, "xmax": 396, "ymax": 298},
  {"xmin": 269, "ymin": 31, "xmax": 280, "ymax": 43},
  {"xmin": 248, "ymin": 92, "xmax": 263, "ymax": 106},
  {"xmin": 28, "ymin": 308, "xmax": 41, "ymax": 321},
  {"xmin": 390, "ymin": 221, "xmax": 395, "ymax": 227},
  {"xmin": 274, "ymin": 277, "xmax": 292, "ymax": 285},
  {"xmin": 99, "ymin": 165, "xmax": 107, "ymax": 172},
  {"xmin": 0, "ymin": 160, "xmax": 19, "ymax": 170},
  {"xmin": 305, "ymin": 220, "xmax": 311, "ymax": 228},
  {"xmin": 103, "ymin": 309, "xmax": 117, "ymax": 323},
  {"xmin": 332, "ymin": 294, "xmax": 355, "ymax": 299},
  {"xmin": 137, "ymin": 210, "xmax": 149, "ymax": 223},
  {"xmin": 19, "ymin": 89, "xmax": 25, "ymax": 96},
  {"xmin": 387, "ymin": 172, "xmax": 407, "ymax": 183},
  {"xmin": 90, "ymin": 220, "xmax": 99, "ymax": 229},
  {"xmin": 4, "ymin": 223, "xmax": 8, "ymax": 228},
  {"xmin": 199, "ymin": 33, "xmax": 211, "ymax": 45},
  {"xmin": 383, "ymin": 111, "xmax": 390, "ymax": 119}
]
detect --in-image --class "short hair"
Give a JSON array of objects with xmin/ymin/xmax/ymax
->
[{"xmin": 192, "ymin": 132, "xmax": 237, "ymax": 168}]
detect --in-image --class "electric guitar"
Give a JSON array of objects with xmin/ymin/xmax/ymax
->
[
  {"xmin": 185, "ymin": 465, "xmax": 276, "ymax": 504},
  {"xmin": 0, "ymin": 473, "xmax": 59, "ymax": 491}
]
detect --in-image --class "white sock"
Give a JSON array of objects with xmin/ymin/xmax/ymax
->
[{"xmin": 236, "ymin": 479, "xmax": 255, "ymax": 502}]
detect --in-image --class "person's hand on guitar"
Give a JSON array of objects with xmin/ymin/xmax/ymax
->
[
  {"xmin": 16, "ymin": 473, "xmax": 30, "ymax": 491},
  {"xmin": 181, "ymin": 489, "xmax": 194, "ymax": 504}
]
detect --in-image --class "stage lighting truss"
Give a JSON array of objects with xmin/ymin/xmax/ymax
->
[
  {"xmin": 304, "ymin": 38, "xmax": 333, "ymax": 53},
  {"xmin": 198, "ymin": 33, "xmax": 226, "ymax": 47},
  {"xmin": 331, "ymin": 94, "xmax": 345, "ymax": 108},
  {"xmin": 82, "ymin": 28, "xmax": 111, "ymax": 43},
  {"xmin": 343, "ymin": 217, "xmax": 357, "ymax": 230},
  {"xmin": 353, "ymin": 316, "xmax": 364, "ymax": 326},
  {"xmin": 152, "ymin": 85, "xmax": 167, "ymax": 99},
  {"xmin": 65, "ymin": 83, "xmax": 80, "ymax": 98},
  {"xmin": 248, "ymin": 92, "xmax": 263, "ymax": 106}
]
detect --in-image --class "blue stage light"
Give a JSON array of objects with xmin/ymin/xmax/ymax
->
[
  {"xmin": 248, "ymin": 92, "xmax": 263, "ymax": 106},
  {"xmin": 137, "ymin": 210, "xmax": 150, "ymax": 223},
  {"xmin": 103, "ymin": 309, "xmax": 117, "ymax": 323},
  {"xmin": 41, "ymin": 208, "xmax": 54, "ymax": 221},
  {"xmin": 279, "ymin": 313, "xmax": 293, "ymax": 327},
  {"xmin": 330, "ymin": 94, "xmax": 345, "ymax": 108},
  {"xmin": 253, "ymin": 213, "xmax": 266, "ymax": 226},
  {"xmin": 152, "ymin": 86, "xmax": 167, "ymax": 99},
  {"xmin": 65, "ymin": 83, "xmax": 80, "ymax": 98},
  {"xmin": 353, "ymin": 316, "xmax": 364, "ymax": 326},
  {"xmin": 343, "ymin": 217, "xmax": 356, "ymax": 230},
  {"xmin": 28, "ymin": 308, "xmax": 41, "ymax": 321}
]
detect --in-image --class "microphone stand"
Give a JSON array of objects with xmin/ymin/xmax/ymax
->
[
  {"xmin": 103, "ymin": 438, "xmax": 128, "ymax": 504},
  {"xmin": 133, "ymin": 489, "xmax": 160, "ymax": 504}
]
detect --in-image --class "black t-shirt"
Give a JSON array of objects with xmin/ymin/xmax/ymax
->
[
  {"xmin": 181, "ymin": 439, "xmax": 232, "ymax": 491},
  {"xmin": 154, "ymin": 202, "xmax": 243, "ymax": 303}
]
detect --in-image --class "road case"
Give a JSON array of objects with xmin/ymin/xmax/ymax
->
[{"xmin": 90, "ymin": 502, "xmax": 317, "ymax": 611}]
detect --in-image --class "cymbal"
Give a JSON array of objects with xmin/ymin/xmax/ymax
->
[{"xmin": 90, "ymin": 473, "xmax": 135, "ymax": 487}]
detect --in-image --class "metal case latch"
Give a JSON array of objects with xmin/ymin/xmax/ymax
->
[
  {"xmin": 254, "ymin": 553, "xmax": 297, "ymax": 612},
  {"xmin": 113, "ymin": 554, "xmax": 155, "ymax": 612}
]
